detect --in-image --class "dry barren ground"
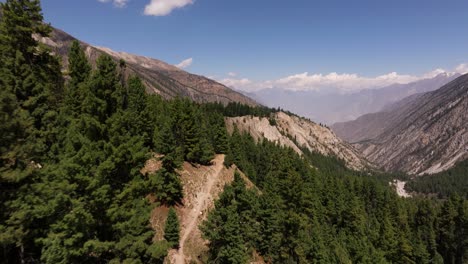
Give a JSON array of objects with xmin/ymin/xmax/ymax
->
[{"xmin": 143, "ymin": 154, "xmax": 261, "ymax": 263}]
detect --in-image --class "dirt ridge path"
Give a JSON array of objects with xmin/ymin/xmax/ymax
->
[
  {"xmin": 395, "ymin": 180, "xmax": 411, "ymax": 198},
  {"xmin": 172, "ymin": 155, "xmax": 225, "ymax": 264}
]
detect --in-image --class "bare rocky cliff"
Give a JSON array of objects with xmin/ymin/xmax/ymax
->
[
  {"xmin": 334, "ymin": 74, "xmax": 468, "ymax": 175},
  {"xmin": 38, "ymin": 27, "xmax": 257, "ymax": 106},
  {"xmin": 226, "ymin": 112, "xmax": 371, "ymax": 171}
]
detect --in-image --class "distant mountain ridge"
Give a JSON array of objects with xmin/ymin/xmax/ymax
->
[
  {"xmin": 332, "ymin": 93, "xmax": 425, "ymax": 143},
  {"xmin": 38, "ymin": 27, "xmax": 257, "ymax": 106},
  {"xmin": 333, "ymin": 74, "xmax": 468, "ymax": 175},
  {"xmin": 251, "ymin": 73, "xmax": 460, "ymax": 124}
]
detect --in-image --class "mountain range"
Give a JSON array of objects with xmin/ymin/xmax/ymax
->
[
  {"xmin": 332, "ymin": 74, "xmax": 468, "ymax": 175},
  {"xmin": 38, "ymin": 21, "xmax": 468, "ymax": 176},
  {"xmin": 38, "ymin": 27, "xmax": 257, "ymax": 106},
  {"xmin": 3, "ymin": 2, "xmax": 468, "ymax": 264},
  {"xmin": 250, "ymin": 73, "xmax": 460, "ymax": 124}
]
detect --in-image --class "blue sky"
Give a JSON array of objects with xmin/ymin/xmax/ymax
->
[{"xmin": 36, "ymin": 0, "xmax": 468, "ymax": 91}]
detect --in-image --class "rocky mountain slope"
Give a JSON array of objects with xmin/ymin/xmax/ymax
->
[
  {"xmin": 252, "ymin": 73, "xmax": 459, "ymax": 124},
  {"xmin": 333, "ymin": 74, "xmax": 468, "ymax": 175},
  {"xmin": 332, "ymin": 93, "xmax": 425, "ymax": 143},
  {"xmin": 225, "ymin": 112, "xmax": 371, "ymax": 171},
  {"xmin": 38, "ymin": 27, "xmax": 257, "ymax": 106}
]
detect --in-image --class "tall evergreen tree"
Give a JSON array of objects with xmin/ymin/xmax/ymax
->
[
  {"xmin": 164, "ymin": 207, "xmax": 180, "ymax": 248},
  {"xmin": 0, "ymin": 0, "xmax": 63, "ymax": 166},
  {"xmin": 68, "ymin": 40, "xmax": 91, "ymax": 85},
  {"xmin": 0, "ymin": 1, "xmax": 63, "ymax": 261},
  {"xmin": 153, "ymin": 115, "xmax": 177, "ymax": 155},
  {"xmin": 85, "ymin": 54, "xmax": 123, "ymax": 121},
  {"xmin": 151, "ymin": 149, "xmax": 184, "ymax": 205},
  {"xmin": 211, "ymin": 113, "xmax": 229, "ymax": 154},
  {"xmin": 171, "ymin": 98, "xmax": 214, "ymax": 164},
  {"xmin": 65, "ymin": 40, "xmax": 91, "ymax": 116},
  {"xmin": 124, "ymin": 76, "xmax": 149, "ymax": 142}
]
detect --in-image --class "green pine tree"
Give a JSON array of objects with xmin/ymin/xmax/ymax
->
[
  {"xmin": 68, "ymin": 40, "xmax": 91, "ymax": 85},
  {"xmin": 65, "ymin": 40, "xmax": 91, "ymax": 116},
  {"xmin": 153, "ymin": 116, "xmax": 177, "ymax": 155},
  {"xmin": 164, "ymin": 207, "xmax": 180, "ymax": 248},
  {"xmin": 151, "ymin": 149, "xmax": 183, "ymax": 205},
  {"xmin": 0, "ymin": 1, "xmax": 64, "ymax": 261},
  {"xmin": 0, "ymin": 0, "xmax": 63, "ymax": 164},
  {"xmin": 86, "ymin": 54, "xmax": 123, "ymax": 121}
]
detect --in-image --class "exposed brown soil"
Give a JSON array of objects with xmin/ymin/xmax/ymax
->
[
  {"xmin": 170, "ymin": 155, "xmax": 225, "ymax": 264},
  {"xmin": 143, "ymin": 154, "xmax": 261, "ymax": 263}
]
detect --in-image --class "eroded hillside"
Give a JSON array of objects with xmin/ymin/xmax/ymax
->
[
  {"xmin": 225, "ymin": 112, "xmax": 370, "ymax": 171},
  {"xmin": 338, "ymin": 74, "xmax": 468, "ymax": 175}
]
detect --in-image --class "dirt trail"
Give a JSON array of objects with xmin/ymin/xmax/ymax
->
[
  {"xmin": 392, "ymin": 180, "xmax": 411, "ymax": 198},
  {"xmin": 172, "ymin": 155, "xmax": 225, "ymax": 264}
]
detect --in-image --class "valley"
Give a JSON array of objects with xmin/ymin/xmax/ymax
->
[
  {"xmin": 1, "ymin": 1, "xmax": 467, "ymax": 264},
  {"xmin": 251, "ymin": 72, "xmax": 459, "ymax": 124},
  {"xmin": 333, "ymin": 74, "xmax": 468, "ymax": 175}
]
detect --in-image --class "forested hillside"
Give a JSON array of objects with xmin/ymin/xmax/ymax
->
[
  {"xmin": 0, "ymin": 1, "xmax": 467, "ymax": 264},
  {"xmin": 406, "ymin": 160, "xmax": 468, "ymax": 199},
  {"xmin": 0, "ymin": 1, "xmax": 224, "ymax": 262},
  {"xmin": 201, "ymin": 131, "xmax": 468, "ymax": 263}
]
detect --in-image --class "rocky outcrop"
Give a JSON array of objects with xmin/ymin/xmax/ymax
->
[
  {"xmin": 226, "ymin": 112, "xmax": 371, "ymax": 171},
  {"xmin": 39, "ymin": 27, "xmax": 257, "ymax": 106},
  {"xmin": 334, "ymin": 74, "xmax": 468, "ymax": 175}
]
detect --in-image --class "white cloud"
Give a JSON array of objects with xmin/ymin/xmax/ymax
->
[
  {"xmin": 228, "ymin": 72, "xmax": 237, "ymax": 77},
  {"xmin": 175, "ymin": 58, "xmax": 193, "ymax": 69},
  {"xmin": 144, "ymin": 0, "xmax": 193, "ymax": 16},
  {"xmin": 98, "ymin": 0, "xmax": 129, "ymax": 8},
  {"xmin": 219, "ymin": 78, "xmax": 273, "ymax": 92},
  {"xmin": 455, "ymin": 63, "xmax": 468, "ymax": 74},
  {"xmin": 274, "ymin": 71, "xmax": 425, "ymax": 93},
  {"xmin": 219, "ymin": 72, "xmax": 420, "ymax": 93},
  {"xmin": 219, "ymin": 78, "xmax": 252, "ymax": 88},
  {"xmin": 217, "ymin": 63, "xmax": 468, "ymax": 93},
  {"xmin": 422, "ymin": 68, "xmax": 447, "ymax": 79},
  {"xmin": 114, "ymin": 0, "xmax": 129, "ymax": 7}
]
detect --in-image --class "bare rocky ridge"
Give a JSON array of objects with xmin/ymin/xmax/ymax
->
[
  {"xmin": 225, "ymin": 112, "xmax": 371, "ymax": 171},
  {"xmin": 38, "ymin": 27, "xmax": 257, "ymax": 106},
  {"xmin": 333, "ymin": 74, "xmax": 468, "ymax": 175}
]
